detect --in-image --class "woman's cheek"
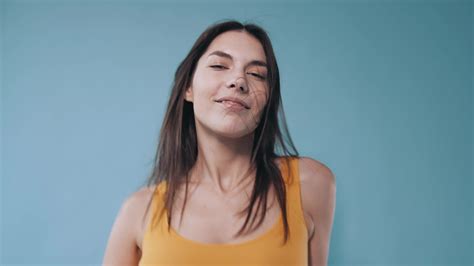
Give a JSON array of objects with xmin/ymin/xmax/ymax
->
[{"xmin": 256, "ymin": 95, "xmax": 269, "ymax": 120}]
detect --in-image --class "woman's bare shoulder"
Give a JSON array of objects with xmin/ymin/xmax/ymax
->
[
  {"xmin": 130, "ymin": 184, "xmax": 161, "ymax": 217},
  {"xmin": 117, "ymin": 186, "xmax": 155, "ymax": 235},
  {"xmin": 297, "ymin": 156, "xmax": 335, "ymax": 186},
  {"xmin": 103, "ymin": 184, "xmax": 159, "ymax": 264},
  {"xmin": 126, "ymin": 185, "xmax": 157, "ymax": 205},
  {"xmin": 124, "ymin": 184, "xmax": 161, "ymax": 250},
  {"xmin": 297, "ymin": 156, "xmax": 336, "ymax": 238}
]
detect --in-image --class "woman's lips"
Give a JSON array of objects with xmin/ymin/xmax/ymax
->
[
  {"xmin": 217, "ymin": 100, "xmax": 247, "ymax": 111},
  {"xmin": 214, "ymin": 97, "xmax": 250, "ymax": 109}
]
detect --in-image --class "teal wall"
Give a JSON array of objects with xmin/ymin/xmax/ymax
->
[{"xmin": 1, "ymin": 0, "xmax": 472, "ymax": 265}]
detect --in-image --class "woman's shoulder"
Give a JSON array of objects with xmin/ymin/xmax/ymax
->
[
  {"xmin": 297, "ymin": 156, "xmax": 336, "ymax": 239},
  {"xmin": 121, "ymin": 185, "xmax": 157, "ymax": 228},
  {"xmin": 296, "ymin": 156, "xmax": 335, "ymax": 185},
  {"xmin": 131, "ymin": 181, "xmax": 167, "ymax": 198},
  {"xmin": 125, "ymin": 182, "xmax": 169, "ymax": 213},
  {"xmin": 123, "ymin": 184, "xmax": 161, "ymax": 250},
  {"xmin": 126, "ymin": 185, "xmax": 157, "ymax": 203}
]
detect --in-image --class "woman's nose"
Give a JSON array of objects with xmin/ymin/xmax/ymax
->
[{"xmin": 227, "ymin": 76, "xmax": 248, "ymax": 93}]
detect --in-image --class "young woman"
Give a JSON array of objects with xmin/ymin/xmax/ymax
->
[{"xmin": 103, "ymin": 20, "xmax": 336, "ymax": 266}]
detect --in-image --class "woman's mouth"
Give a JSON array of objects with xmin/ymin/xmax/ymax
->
[{"xmin": 216, "ymin": 100, "xmax": 248, "ymax": 112}]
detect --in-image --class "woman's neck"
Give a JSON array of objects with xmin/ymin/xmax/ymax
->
[{"xmin": 190, "ymin": 129, "xmax": 256, "ymax": 196}]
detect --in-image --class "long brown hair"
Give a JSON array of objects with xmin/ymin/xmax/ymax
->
[{"xmin": 142, "ymin": 19, "xmax": 299, "ymax": 245}]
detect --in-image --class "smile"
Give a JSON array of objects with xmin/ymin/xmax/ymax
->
[{"xmin": 216, "ymin": 100, "xmax": 248, "ymax": 111}]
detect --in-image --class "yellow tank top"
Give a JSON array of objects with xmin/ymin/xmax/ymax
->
[{"xmin": 139, "ymin": 156, "xmax": 308, "ymax": 266}]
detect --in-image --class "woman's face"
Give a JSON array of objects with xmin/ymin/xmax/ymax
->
[{"xmin": 185, "ymin": 30, "xmax": 269, "ymax": 139}]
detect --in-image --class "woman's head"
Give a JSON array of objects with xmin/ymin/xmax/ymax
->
[
  {"xmin": 158, "ymin": 20, "xmax": 287, "ymax": 166},
  {"xmin": 184, "ymin": 30, "xmax": 269, "ymax": 139}
]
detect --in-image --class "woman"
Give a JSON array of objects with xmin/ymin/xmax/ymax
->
[{"xmin": 103, "ymin": 20, "xmax": 336, "ymax": 266}]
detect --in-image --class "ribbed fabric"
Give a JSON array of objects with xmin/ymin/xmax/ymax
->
[{"xmin": 139, "ymin": 157, "xmax": 308, "ymax": 266}]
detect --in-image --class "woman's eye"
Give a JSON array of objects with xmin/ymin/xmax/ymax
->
[
  {"xmin": 249, "ymin": 73, "xmax": 266, "ymax": 80},
  {"xmin": 209, "ymin": 65, "xmax": 266, "ymax": 80},
  {"xmin": 210, "ymin": 65, "xmax": 226, "ymax": 69}
]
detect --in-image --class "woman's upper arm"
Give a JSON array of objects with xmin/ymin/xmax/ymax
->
[
  {"xmin": 300, "ymin": 157, "xmax": 337, "ymax": 266},
  {"xmin": 102, "ymin": 192, "xmax": 144, "ymax": 266}
]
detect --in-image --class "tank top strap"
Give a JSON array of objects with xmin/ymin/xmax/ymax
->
[
  {"xmin": 147, "ymin": 181, "xmax": 167, "ymax": 233},
  {"xmin": 280, "ymin": 156, "xmax": 307, "ymax": 236},
  {"xmin": 279, "ymin": 156, "xmax": 298, "ymax": 185}
]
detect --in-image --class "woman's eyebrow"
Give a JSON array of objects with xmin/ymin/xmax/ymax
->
[{"xmin": 208, "ymin": 50, "xmax": 268, "ymax": 68}]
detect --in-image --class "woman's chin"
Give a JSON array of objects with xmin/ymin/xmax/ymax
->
[
  {"xmin": 195, "ymin": 118, "xmax": 255, "ymax": 139},
  {"xmin": 213, "ymin": 125, "xmax": 254, "ymax": 139}
]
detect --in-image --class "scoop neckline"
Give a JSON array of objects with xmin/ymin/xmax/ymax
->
[{"xmin": 166, "ymin": 209, "xmax": 283, "ymax": 248}]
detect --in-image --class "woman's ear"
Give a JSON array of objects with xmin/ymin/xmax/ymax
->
[{"xmin": 184, "ymin": 87, "xmax": 193, "ymax": 102}]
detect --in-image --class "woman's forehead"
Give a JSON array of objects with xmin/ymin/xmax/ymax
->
[{"xmin": 205, "ymin": 31, "xmax": 267, "ymax": 63}]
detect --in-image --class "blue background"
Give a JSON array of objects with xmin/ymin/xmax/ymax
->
[{"xmin": 1, "ymin": 0, "xmax": 472, "ymax": 265}]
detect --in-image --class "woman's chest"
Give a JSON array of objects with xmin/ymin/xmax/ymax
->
[
  {"xmin": 167, "ymin": 181, "xmax": 313, "ymax": 244},
  {"xmin": 168, "ymin": 184, "xmax": 283, "ymax": 244}
]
